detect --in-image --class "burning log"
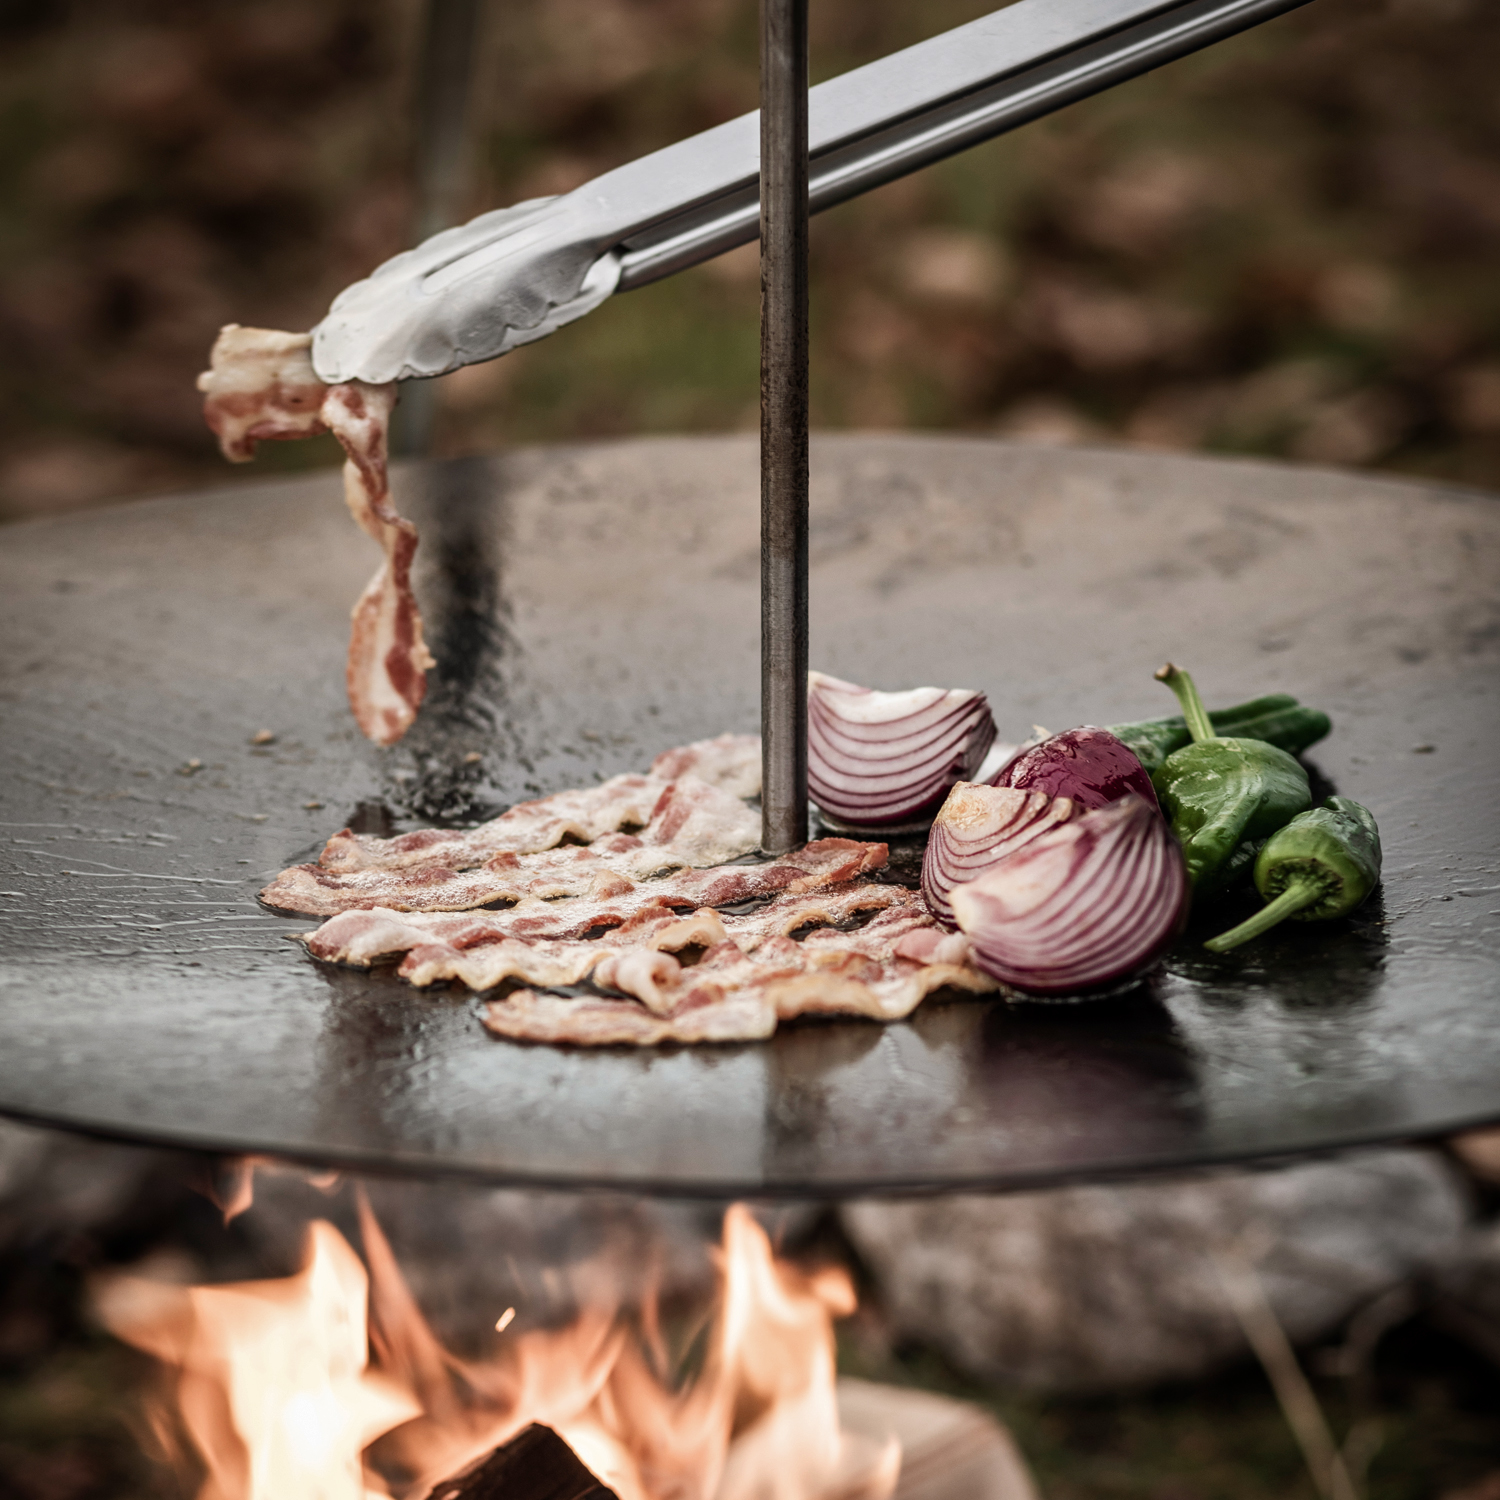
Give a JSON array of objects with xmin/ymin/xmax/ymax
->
[{"xmin": 427, "ymin": 1423, "xmax": 618, "ymax": 1500}]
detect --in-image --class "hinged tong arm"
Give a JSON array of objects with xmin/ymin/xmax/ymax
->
[{"xmin": 311, "ymin": 0, "xmax": 1312, "ymax": 386}]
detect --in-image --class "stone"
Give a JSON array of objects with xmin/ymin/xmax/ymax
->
[
  {"xmin": 1429, "ymin": 1218, "xmax": 1500, "ymax": 1369},
  {"xmin": 837, "ymin": 1378, "xmax": 1037, "ymax": 1500},
  {"xmin": 842, "ymin": 1149, "xmax": 1470, "ymax": 1393}
]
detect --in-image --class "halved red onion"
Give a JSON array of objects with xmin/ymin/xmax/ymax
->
[
  {"xmin": 921, "ymin": 782, "xmax": 1080, "ymax": 929},
  {"xmin": 949, "ymin": 794, "xmax": 1188, "ymax": 996},
  {"xmin": 993, "ymin": 726, "xmax": 1159, "ymax": 811},
  {"xmin": 808, "ymin": 671, "xmax": 996, "ymax": 827}
]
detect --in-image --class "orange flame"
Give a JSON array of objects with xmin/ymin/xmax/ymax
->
[{"xmin": 97, "ymin": 1201, "xmax": 898, "ymax": 1500}]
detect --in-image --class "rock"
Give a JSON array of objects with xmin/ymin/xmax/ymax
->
[
  {"xmin": 0, "ymin": 1117, "xmax": 177, "ymax": 1257},
  {"xmin": 1449, "ymin": 1126, "xmax": 1500, "ymax": 1184},
  {"xmin": 1429, "ymin": 1218, "xmax": 1500, "ymax": 1368},
  {"xmin": 842, "ymin": 1149, "xmax": 1471, "ymax": 1393},
  {"xmin": 837, "ymin": 1378, "xmax": 1037, "ymax": 1500}
]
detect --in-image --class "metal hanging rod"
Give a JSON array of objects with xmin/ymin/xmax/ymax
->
[{"xmin": 759, "ymin": 0, "xmax": 810, "ymax": 855}]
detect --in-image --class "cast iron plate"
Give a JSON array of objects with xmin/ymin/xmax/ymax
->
[{"xmin": 1, "ymin": 435, "xmax": 1497, "ymax": 1197}]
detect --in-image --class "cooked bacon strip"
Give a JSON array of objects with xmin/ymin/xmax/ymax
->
[
  {"xmin": 322, "ymin": 381, "xmax": 435, "ymax": 745},
  {"xmin": 298, "ymin": 850, "xmax": 994, "ymax": 1046},
  {"xmin": 714, "ymin": 880, "xmax": 914, "ymax": 947},
  {"xmin": 633, "ymin": 774, "xmax": 761, "ymax": 868},
  {"xmin": 317, "ymin": 773, "xmax": 669, "ymax": 874},
  {"xmin": 299, "ymin": 838, "xmax": 889, "ymax": 954},
  {"xmin": 649, "ymin": 733, "xmax": 761, "ymax": 798},
  {"xmin": 309, "ymin": 881, "xmax": 911, "ymax": 994},
  {"xmin": 318, "ymin": 736, "xmax": 765, "ymax": 877},
  {"xmin": 400, "ymin": 908, "xmax": 731, "ymax": 995},
  {"xmin": 196, "ymin": 325, "xmax": 433, "ymax": 746},
  {"xmin": 264, "ymin": 779, "xmax": 764, "ymax": 916},
  {"xmin": 483, "ymin": 928, "xmax": 996, "ymax": 1047},
  {"xmin": 196, "ymin": 325, "xmax": 327, "ymax": 458},
  {"xmin": 267, "ymin": 838, "xmax": 648, "ymax": 920},
  {"xmin": 480, "ymin": 987, "xmax": 779, "ymax": 1047}
]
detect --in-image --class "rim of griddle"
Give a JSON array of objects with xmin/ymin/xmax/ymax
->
[{"xmin": 3, "ymin": 1097, "xmax": 1496, "ymax": 1201}]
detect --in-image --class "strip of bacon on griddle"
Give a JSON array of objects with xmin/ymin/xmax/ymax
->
[
  {"xmin": 317, "ymin": 774, "xmax": 668, "ymax": 875},
  {"xmin": 263, "ymin": 775, "xmax": 765, "ymax": 916},
  {"xmin": 316, "ymin": 735, "xmax": 763, "ymax": 876},
  {"xmin": 302, "ymin": 878, "xmax": 910, "ymax": 984},
  {"xmin": 299, "ymin": 860, "xmax": 995, "ymax": 1045},
  {"xmin": 196, "ymin": 324, "xmax": 433, "ymax": 746},
  {"xmin": 648, "ymin": 733, "xmax": 761, "ymax": 798},
  {"xmin": 482, "ymin": 926, "xmax": 996, "ymax": 1047},
  {"xmin": 481, "ymin": 988, "xmax": 781, "ymax": 1047},
  {"xmin": 298, "ymin": 838, "xmax": 889, "ymax": 953}
]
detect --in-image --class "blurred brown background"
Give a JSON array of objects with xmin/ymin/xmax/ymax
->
[{"xmin": 1, "ymin": 0, "xmax": 1498, "ymax": 524}]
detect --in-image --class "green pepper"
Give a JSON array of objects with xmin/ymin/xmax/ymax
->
[
  {"xmin": 1109, "ymin": 695, "xmax": 1332, "ymax": 777},
  {"xmin": 1204, "ymin": 797, "xmax": 1382, "ymax": 952},
  {"xmin": 1195, "ymin": 837, "xmax": 1264, "ymax": 904},
  {"xmin": 1153, "ymin": 664, "xmax": 1312, "ymax": 889}
]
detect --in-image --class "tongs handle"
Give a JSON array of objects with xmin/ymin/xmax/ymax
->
[{"xmin": 312, "ymin": 0, "xmax": 1310, "ymax": 384}]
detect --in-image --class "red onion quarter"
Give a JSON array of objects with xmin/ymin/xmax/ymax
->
[
  {"xmin": 921, "ymin": 782, "xmax": 1080, "ymax": 929},
  {"xmin": 993, "ymin": 725, "xmax": 1159, "ymax": 811},
  {"xmin": 808, "ymin": 671, "xmax": 996, "ymax": 827},
  {"xmin": 949, "ymin": 794, "xmax": 1188, "ymax": 996}
]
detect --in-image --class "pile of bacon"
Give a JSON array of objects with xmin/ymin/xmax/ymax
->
[{"xmin": 265, "ymin": 734, "xmax": 994, "ymax": 1046}]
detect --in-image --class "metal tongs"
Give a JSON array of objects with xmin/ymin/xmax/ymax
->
[{"xmin": 311, "ymin": 0, "xmax": 1310, "ymax": 386}]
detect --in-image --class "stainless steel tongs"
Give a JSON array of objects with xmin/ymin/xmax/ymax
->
[{"xmin": 311, "ymin": 0, "xmax": 1310, "ymax": 387}]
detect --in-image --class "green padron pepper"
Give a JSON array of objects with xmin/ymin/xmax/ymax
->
[
  {"xmin": 1205, "ymin": 797, "xmax": 1382, "ymax": 952},
  {"xmin": 1153, "ymin": 664, "xmax": 1312, "ymax": 889},
  {"xmin": 1195, "ymin": 837, "xmax": 1264, "ymax": 904},
  {"xmin": 1108, "ymin": 694, "xmax": 1332, "ymax": 778}
]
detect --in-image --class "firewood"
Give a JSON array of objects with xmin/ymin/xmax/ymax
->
[{"xmin": 427, "ymin": 1423, "xmax": 619, "ymax": 1500}]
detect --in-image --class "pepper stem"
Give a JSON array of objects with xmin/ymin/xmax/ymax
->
[
  {"xmin": 1204, "ymin": 881, "xmax": 1323, "ymax": 953},
  {"xmin": 1155, "ymin": 663, "xmax": 1216, "ymax": 743}
]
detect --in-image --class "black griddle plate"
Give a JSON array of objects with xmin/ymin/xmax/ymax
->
[{"xmin": 1, "ymin": 435, "xmax": 1497, "ymax": 1198}]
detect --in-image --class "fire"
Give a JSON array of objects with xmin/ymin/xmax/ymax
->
[{"xmin": 96, "ymin": 1198, "xmax": 899, "ymax": 1500}]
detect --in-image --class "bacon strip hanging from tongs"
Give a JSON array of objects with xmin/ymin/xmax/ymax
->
[{"xmin": 196, "ymin": 325, "xmax": 434, "ymax": 745}]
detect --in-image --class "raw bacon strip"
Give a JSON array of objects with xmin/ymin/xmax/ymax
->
[
  {"xmin": 318, "ymin": 736, "xmax": 764, "ymax": 877},
  {"xmin": 481, "ymin": 987, "xmax": 778, "ymax": 1047},
  {"xmin": 322, "ymin": 382, "xmax": 435, "ymax": 746},
  {"xmin": 334, "ymin": 886, "xmax": 909, "ymax": 993},
  {"xmin": 760, "ymin": 946, "xmax": 995, "ymax": 1024},
  {"xmin": 196, "ymin": 325, "xmax": 327, "ymax": 459},
  {"xmin": 318, "ymin": 773, "xmax": 668, "ymax": 874},
  {"xmin": 402, "ymin": 937, "xmax": 602, "ymax": 993},
  {"xmin": 264, "ymin": 837, "xmax": 652, "ymax": 918},
  {"xmin": 649, "ymin": 734, "xmax": 761, "ymax": 798},
  {"xmin": 400, "ymin": 908, "xmax": 731, "ymax": 992},
  {"xmin": 634, "ymin": 775, "xmax": 761, "ymax": 868},
  {"xmin": 307, "ymin": 865, "xmax": 995, "ymax": 1044},
  {"xmin": 483, "ymin": 932, "xmax": 997, "ymax": 1047},
  {"xmin": 646, "ymin": 836, "xmax": 885, "ymax": 907},
  {"xmin": 297, "ymin": 839, "xmax": 995, "ymax": 1045},
  {"xmin": 711, "ymin": 881, "xmax": 913, "ymax": 948},
  {"xmin": 196, "ymin": 324, "xmax": 433, "ymax": 747},
  {"xmin": 299, "ymin": 839, "xmax": 889, "ymax": 954},
  {"xmin": 263, "ymin": 780, "xmax": 764, "ymax": 917}
]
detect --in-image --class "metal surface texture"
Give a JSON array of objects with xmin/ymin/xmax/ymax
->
[
  {"xmin": 1, "ymin": 435, "xmax": 1497, "ymax": 1198},
  {"xmin": 310, "ymin": 0, "xmax": 1314, "ymax": 384},
  {"xmin": 759, "ymin": 0, "xmax": 810, "ymax": 855}
]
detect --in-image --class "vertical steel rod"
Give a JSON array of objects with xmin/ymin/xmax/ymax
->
[
  {"xmin": 393, "ymin": 0, "xmax": 483, "ymax": 460},
  {"xmin": 759, "ymin": 0, "xmax": 810, "ymax": 855}
]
